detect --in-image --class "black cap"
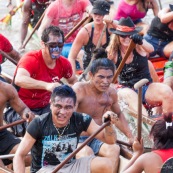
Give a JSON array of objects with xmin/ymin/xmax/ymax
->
[{"xmin": 91, "ymin": 0, "xmax": 110, "ymax": 15}]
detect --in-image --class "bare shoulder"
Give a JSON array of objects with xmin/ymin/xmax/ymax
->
[
  {"xmin": 108, "ymin": 86, "xmax": 118, "ymax": 98},
  {"xmin": 72, "ymin": 81, "xmax": 88, "ymax": 95}
]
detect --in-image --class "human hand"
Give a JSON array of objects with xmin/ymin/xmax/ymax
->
[
  {"xmin": 130, "ymin": 34, "xmax": 143, "ymax": 45},
  {"xmin": 102, "ymin": 111, "xmax": 119, "ymax": 125},
  {"xmin": 23, "ymin": 111, "xmax": 35, "ymax": 123},
  {"xmin": 132, "ymin": 137, "xmax": 144, "ymax": 154},
  {"xmin": 46, "ymin": 81, "xmax": 63, "ymax": 92},
  {"xmin": 103, "ymin": 15, "xmax": 113, "ymax": 25}
]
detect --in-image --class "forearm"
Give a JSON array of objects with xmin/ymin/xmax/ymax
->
[
  {"xmin": 68, "ymin": 56, "xmax": 77, "ymax": 74},
  {"xmin": 122, "ymin": 152, "xmax": 142, "ymax": 172},
  {"xmin": 15, "ymin": 76, "xmax": 48, "ymax": 89},
  {"xmin": 13, "ymin": 155, "xmax": 26, "ymax": 173},
  {"xmin": 104, "ymin": 124, "xmax": 116, "ymax": 144},
  {"xmin": 140, "ymin": 39, "xmax": 154, "ymax": 53},
  {"xmin": 116, "ymin": 113, "xmax": 133, "ymax": 139}
]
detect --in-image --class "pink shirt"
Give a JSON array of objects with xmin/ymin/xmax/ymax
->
[
  {"xmin": 46, "ymin": 0, "xmax": 91, "ymax": 43},
  {"xmin": 114, "ymin": 0, "xmax": 146, "ymax": 22}
]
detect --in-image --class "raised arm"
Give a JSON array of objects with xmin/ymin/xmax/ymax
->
[
  {"xmin": 158, "ymin": 7, "xmax": 173, "ymax": 24},
  {"xmin": 150, "ymin": 0, "xmax": 159, "ymax": 16},
  {"xmin": 20, "ymin": 0, "xmax": 32, "ymax": 48},
  {"xmin": 68, "ymin": 26, "xmax": 89, "ymax": 74}
]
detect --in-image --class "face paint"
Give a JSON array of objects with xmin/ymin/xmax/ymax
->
[{"xmin": 45, "ymin": 42, "xmax": 64, "ymax": 59}]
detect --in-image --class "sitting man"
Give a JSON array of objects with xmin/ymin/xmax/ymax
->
[
  {"xmin": 4, "ymin": 26, "xmax": 76, "ymax": 136},
  {"xmin": 0, "ymin": 80, "xmax": 34, "ymax": 169},
  {"xmin": 72, "ymin": 54, "xmax": 133, "ymax": 173},
  {"xmin": 13, "ymin": 85, "xmax": 117, "ymax": 173}
]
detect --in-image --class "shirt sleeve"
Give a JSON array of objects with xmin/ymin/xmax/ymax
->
[
  {"xmin": 46, "ymin": 1, "xmax": 58, "ymax": 19},
  {"xmin": 27, "ymin": 117, "xmax": 42, "ymax": 139},
  {"xmin": 0, "ymin": 34, "xmax": 13, "ymax": 53}
]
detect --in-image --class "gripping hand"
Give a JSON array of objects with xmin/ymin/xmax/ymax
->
[{"xmin": 130, "ymin": 34, "xmax": 143, "ymax": 45}]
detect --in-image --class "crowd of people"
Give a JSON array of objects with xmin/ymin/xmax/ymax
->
[{"xmin": 0, "ymin": 0, "xmax": 173, "ymax": 172}]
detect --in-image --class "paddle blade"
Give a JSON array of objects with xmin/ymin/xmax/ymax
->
[
  {"xmin": 1, "ymin": 14, "xmax": 11, "ymax": 25},
  {"xmin": 160, "ymin": 157, "xmax": 173, "ymax": 173}
]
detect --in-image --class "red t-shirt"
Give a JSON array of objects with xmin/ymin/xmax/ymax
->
[
  {"xmin": 0, "ymin": 34, "xmax": 13, "ymax": 63},
  {"xmin": 15, "ymin": 50, "xmax": 72, "ymax": 109}
]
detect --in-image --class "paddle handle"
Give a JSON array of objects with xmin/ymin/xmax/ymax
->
[
  {"xmin": 134, "ymin": 79, "xmax": 149, "ymax": 141},
  {"xmin": 116, "ymin": 139, "xmax": 132, "ymax": 148},
  {"xmin": 112, "ymin": 40, "xmax": 136, "ymax": 83},
  {"xmin": 0, "ymin": 49, "xmax": 17, "ymax": 65},
  {"xmin": 64, "ymin": 16, "xmax": 90, "ymax": 41},
  {"xmin": 0, "ymin": 119, "xmax": 26, "ymax": 131},
  {"xmin": 51, "ymin": 121, "xmax": 110, "ymax": 173}
]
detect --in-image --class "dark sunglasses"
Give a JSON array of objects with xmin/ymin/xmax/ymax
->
[
  {"xmin": 45, "ymin": 42, "xmax": 64, "ymax": 49},
  {"xmin": 119, "ymin": 35, "xmax": 130, "ymax": 38}
]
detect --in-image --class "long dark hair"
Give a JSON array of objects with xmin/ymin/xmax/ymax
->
[{"xmin": 150, "ymin": 119, "xmax": 173, "ymax": 150}]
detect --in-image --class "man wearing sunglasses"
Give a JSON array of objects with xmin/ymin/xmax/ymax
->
[{"xmin": 4, "ymin": 26, "xmax": 76, "ymax": 137}]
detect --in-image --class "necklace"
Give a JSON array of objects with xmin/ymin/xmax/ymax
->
[{"xmin": 53, "ymin": 122, "xmax": 69, "ymax": 139}]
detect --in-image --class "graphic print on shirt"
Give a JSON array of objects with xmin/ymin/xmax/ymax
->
[
  {"xmin": 41, "ymin": 133, "xmax": 77, "ymax": 166},
  {"xmin": 59, "ymin": 13, "xmax": 80, "ymax": 37}
]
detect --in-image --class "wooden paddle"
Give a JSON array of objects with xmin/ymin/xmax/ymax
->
[
  {"xmin": 22, "ymin": 8, "xmax": 47, "ymax": 49},
  {"xmin": 134, "ymin": 78, "xmax": 149, "ymax": 141},
  {"xmin": 160, "ymin": 157, "xmax": 173, "ymax": 173},
  {"xmin": 112, "ymin": 40, "xmax": 136, "ymax": 83},
  {"xmin": 51, "ymin": 121, "xmax": 110, "ymax": 173},
  {"xmin": 0, "ymin": 2, "xmax": 24, "ymax": 25},
  {"xmin": 116, "ymin": 139, "xmax": 132, "ymax": 148},
  {"xmin": 0, "ymin": 49, "xmax": 17, "ymax": 65},
  {"xmin": 64, "ymin": 15, "xmax": 90, "ymax": 41},
  {"xmin": 78, "ymin": 22, "xmax": 107, "ymax": 81},
  {"xmin": 0, "ymin": 119, "xmax": 26, "ymax": 131}
]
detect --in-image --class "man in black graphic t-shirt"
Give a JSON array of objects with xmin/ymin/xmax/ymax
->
[{"xmin": 14, "ymin": 85, "xmax": 117, "ymax": 173}]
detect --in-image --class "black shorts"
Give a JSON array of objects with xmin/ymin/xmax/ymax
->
[{"xmin": 0, "ymin": 129, "xmax": 21, "ymax": 165}]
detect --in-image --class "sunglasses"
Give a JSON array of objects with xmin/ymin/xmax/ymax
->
[
  {"xmin": 119, "ymin": 35, "xmax": 130, "ymax": 38},
  {"xmin": 45, "ymin": 42, "xmax": 64, "ymax": 49}
]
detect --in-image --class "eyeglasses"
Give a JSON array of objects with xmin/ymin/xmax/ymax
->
[
  {"xmin": 45, "ymin": 42, "xmax": 64, "ymax": 49},
  {"xmin": 119, "ymin": 35, "xmax": 130, "ymax": 38}
]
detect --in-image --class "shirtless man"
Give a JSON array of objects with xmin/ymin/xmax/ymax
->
[
  {"xmin": 72, "ymin": 55, "xmax": 133, "ymax": 173},
  {"xmin": 0, "ymin": 80, "xmax": 34, "ymax": 168}
]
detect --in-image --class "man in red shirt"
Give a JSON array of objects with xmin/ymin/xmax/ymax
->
[{"xmin": 4, "ymin": 26, "xmax": 76, "ymax": 136}]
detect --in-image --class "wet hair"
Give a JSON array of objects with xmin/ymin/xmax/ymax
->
[
  {"xmin": 150, "ymin": 119, "xmax": 173, "ymax": 150},
  {"xmin": 51, "ymin": 85, "xmax": 77, "ymax": 105},
  {"xmin": 41, "ymin": 25, "xmax": 64, "ymax": 43},
  {"xmin": 90, "ymin": 48, "xmax": 116, "ymax": 75}
]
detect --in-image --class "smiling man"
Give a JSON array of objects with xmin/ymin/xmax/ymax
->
[
  {"xmin": 13, "ymin": 85, "xmax": 117, "ymax": 173},
  {"xmin": 4, "ymin": 26, "xmax": 76, "ymax": 136},
  {"xmin": 72, "ymin": 50, "xmax": 133, "ymax": 173}
]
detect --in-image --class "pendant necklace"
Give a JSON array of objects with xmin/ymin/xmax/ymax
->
[{"xmin": 53, "ymin": 121, "xmax": 69, "ymax": 139}]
